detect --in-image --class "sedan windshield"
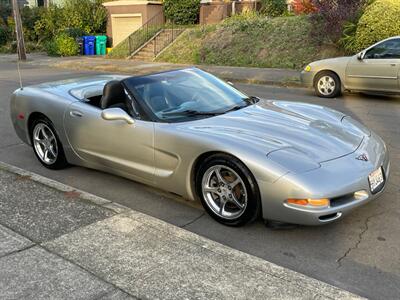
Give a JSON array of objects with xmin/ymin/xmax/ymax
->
[{"xmin": 123, "ymin": 68, "xmax": 253, "ymax": 122}]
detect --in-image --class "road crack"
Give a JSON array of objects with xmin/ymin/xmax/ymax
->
[
  {"xmin": 180, "ymin": 213, "xmax": 205, "ymax": 228},
  {"xmin": 336, "ymin": 211, "xmax": 385, "ymax": 268}
]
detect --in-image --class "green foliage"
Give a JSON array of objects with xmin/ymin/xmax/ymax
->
[
  {"xmin": 61, "ymin": 0, "xmax": 107, "ymax": 34},
  {"xmin": 34, "ymin": 5, "xmax": 63, "ymax": 42},
  {"xmin": 164, "ymin": 0, "xmax": 201, "ymax": 25},
  {"xmin": 157, "ymin": 16, "xmax": 343, "ymax": 70},
  {"xmin": 46, "ymin": 33, "xmax": 78, "ymax": 56},
  {"xmin": 354, "ymin": 0, "xmax": 400, "ymax": 51},
  {"xmin": 339, "ymin": 21, "xmax": 359, "ymax": 54},
  {"xmin": 0, "ymin": 40, "xmax": 16, "ymax": 53},
  {"xmin": 221, "ymin": 11, "xmax": 262, "ymax": 31},
  {"xmin": 21, "ymin": 6, "xmax": 44, "ymax": 42},
  {"xmin": 0, "ymin": 0, "xmax": 11, "ymax": 26},
  {"xmin": 260, "ymin": 0, "xmax": 287, "ymax": 17},
  {"xmin": 35, "ymin": 0, "xmax": 107, "ymax": 43},
  {"xmin": 0, "ymin": 25, "xmax": 9, "ymax": 45}
]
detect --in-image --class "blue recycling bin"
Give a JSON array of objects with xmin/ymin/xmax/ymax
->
[{"xmin": 83, "ymin": 36, "xmax": 96, "ymax": 55}]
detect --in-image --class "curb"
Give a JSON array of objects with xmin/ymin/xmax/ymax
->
[{"xmin": 0, "ymin": 161, "xmax": 129, "ymax": 214}]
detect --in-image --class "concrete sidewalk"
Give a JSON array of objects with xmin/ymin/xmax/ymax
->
[
  {"xmin": 0, "ymin": 161, "xmax": 361, "ymax": 300},
  {"xmin": 2, "ymin": 53, "xmax": 301, "ymax": 87}
]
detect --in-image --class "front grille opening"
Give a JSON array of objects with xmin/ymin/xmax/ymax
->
[{"xmin": 319, "ymin": 213, "xmax": 340, "ymax": 221}]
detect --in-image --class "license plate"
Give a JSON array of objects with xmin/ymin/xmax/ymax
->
[{"xmin": 368, "ymin": 167, "xmax": 384, "ymax": 193}]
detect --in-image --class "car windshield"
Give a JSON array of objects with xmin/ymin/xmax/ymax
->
[{"xmin": 123, "ymin": 68, "xmax": 253, "ymax": 122}]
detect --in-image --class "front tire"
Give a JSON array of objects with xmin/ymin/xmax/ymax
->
[
  {"xmin": 196, "ymin": 154, "xmax": 261, "ymax": 226},
  {"xmin": 314, "ymin": 71, "xmax": 341, "ymax": 98},
  {"xmin": 30, "ymin": 117, "xmax": 68, "ymax": 170}
]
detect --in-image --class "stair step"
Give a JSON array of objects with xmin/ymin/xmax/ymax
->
[{"xmin": 131, "ymin": 29, "xmax": 185, "ymax": 60}]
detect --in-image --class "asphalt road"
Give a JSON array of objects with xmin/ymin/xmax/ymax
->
[{"xmin": 0, "ymin": 58, "xmax": 399, "ymax": 299}]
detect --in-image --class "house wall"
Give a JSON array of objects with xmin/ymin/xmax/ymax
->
[
  {"xmin": 200, "ymin": 1, "xmax": 261, "ymax": 25},
  {"xmin": 103, "ymin": 2, "xmax": 163, "ymax": 46}
]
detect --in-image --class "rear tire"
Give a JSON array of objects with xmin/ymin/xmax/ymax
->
[
  {"xmin": 314, "ymin": 71, "xmax": 341, "ymax": 98},
  {"xmin": 30, "ymin": 117, "xmax": 68, "ymax": 170},
  {"xmin": 196, "ymin": 154, "xmax": 261, "ymax": 226}
]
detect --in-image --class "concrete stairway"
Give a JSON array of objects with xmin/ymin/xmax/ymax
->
[{"xmin": 131, "ymin": 28, "xmax": 185, "ymax": 61}]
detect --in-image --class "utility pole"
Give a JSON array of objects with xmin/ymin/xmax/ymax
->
[{"xmin": 11, "ymin": 0, "xmax": 26, "ymax": 61}]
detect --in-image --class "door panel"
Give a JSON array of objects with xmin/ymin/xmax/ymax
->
[
  {"xmin": 346, "ymin": 57, "xmax": 399, "ymax": 92},
  {"xmin": 64, "ymin": 101, "xmax": 155, "ymax": 182}
]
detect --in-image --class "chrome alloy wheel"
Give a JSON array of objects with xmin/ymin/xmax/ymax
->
[
  {"xmin": 32, "ymin": 123, "xmax": 58, "ymax": 165},
  {"xmin": 201, "ymin": 165, "xmax": 248, "ymax": 220},
  {"xmin": 317, "ymin": 75, "xmax": 336, "ymax": 96}
]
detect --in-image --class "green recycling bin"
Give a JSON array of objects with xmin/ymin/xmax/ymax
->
[{"xmin": 95, "ymin": 35, "xmax": 107, "ymax": 55}]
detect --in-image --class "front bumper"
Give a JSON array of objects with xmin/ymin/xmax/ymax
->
[
  {"xmin": 259, "ymin": 132, "xmax": 390, "ymax": 225},
  {"xmin": 300, "ymin": 70, "xmax": 315, "ymax": 88}
]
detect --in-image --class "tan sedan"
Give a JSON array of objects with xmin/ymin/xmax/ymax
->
[{"xmin": 301, "ymin": 36, "xmax": 400, "ymax": 98}]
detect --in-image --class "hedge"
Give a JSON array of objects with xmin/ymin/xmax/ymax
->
[
  {"xmin": 164, "ymin": 0, "xmax": 200, "ymax": 25},
  {"xmin": 355, "ymin": 0, "xmax": 400, "ymax": 51}
]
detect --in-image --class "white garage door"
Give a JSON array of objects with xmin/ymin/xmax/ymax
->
[{"xmin": 111, "ymin": 14, "xmax": 143, "ymax": 46}]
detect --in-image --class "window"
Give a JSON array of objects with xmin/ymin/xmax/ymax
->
[{"xmin": 365, "ymin": 39, "xmax": 400, "ymax": 59}]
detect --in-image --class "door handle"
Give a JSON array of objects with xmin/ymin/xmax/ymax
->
[
  {"xmin": 390, "ymin": 63, "xmax": 397, "ymax": 67},
  {"xmin": 70, "ymin": 110, "xmax": 83, "ymax": 117}
]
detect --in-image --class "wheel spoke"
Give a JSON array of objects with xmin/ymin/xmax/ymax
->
[
  {"xmin": 215, "ymin": 167, "xmax": 227, "ymax": 185},
  {"xmin": 41, "ymin": 128, "xmax": 50, "ymax": 139},
  {"xmin": 34, "ymin": 137, "xmax": 46, "ymax": 146},
  {"xmin": 229, "ymin": 194, "xmax": 244, "ymax": 209},
  {"xmin": 219, "ymin": 200, "xmax": 226, "ymax": 215},
  {"xmin": 204, "ymin": 185, "xmax": 219, "ymax": 194},
  {"xmin": 229, "ymin": 177, "xmax": 241, "ymax": 189},
  {"xmin": 44, "ymin": 149, "xmax": 49, "ymax": 161},
  {"xmin": 49, "ymin": 146, "xmax": 57, "ymax": 158}
]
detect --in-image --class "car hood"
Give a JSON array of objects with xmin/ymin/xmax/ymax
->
[
  {"xmin": 310, "ymin": 56, "xmax": 352, "ymax": 67},
  {"xmin": 182, "ymin": 101, "xmax": 366, "ymax": 164}
]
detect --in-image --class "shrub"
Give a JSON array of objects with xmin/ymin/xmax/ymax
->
[
  {"xmin": 62, "ymin": 0, "xmax": 107, "ymax": 34},
  {"xmin": 164, "ymin": 0, "xmax": 201, "ymax": 25},
  {"xmin": 35, "ymin": 0, "xmax": 107, "ymax": 43},
  {"xmin": 0, "ymin": 25, "xmax": 9, "ymax": 46},
  {"xmin": 292, "ymin": 0, "xmax": 316, "ymax": 15},
  {"xmin": 21, "ymin": 6, "xmax": 44, "ymax": 42},
  {"xmin": 354, "ymin": 0, "xmax": 400, "ymax": 51},
  {"xmin": 339, "ymin": 21, "xmax": 359, "ymax": 53},
  {"xmin": 260, "ymin": 0, "xmax": 287, "ymax": 17},
  {"xmin": 34, "ymin": 5, "xmax": 63, "ymax": 42},
  {"xmin": 0, "ymin": 0, "xmax": 11, "ymax": 26},
  {"xmin": 46, "ymin": 33, "xmax": 78, "ymax": 56},
  {"xmin": 311, "ymin": 0, "xmax": 366, "ymax": 43}
]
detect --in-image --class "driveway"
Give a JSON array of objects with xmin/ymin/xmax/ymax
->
[{"xmin": 0, "ymin": 59, "xmax": 399, "ymax": 299}]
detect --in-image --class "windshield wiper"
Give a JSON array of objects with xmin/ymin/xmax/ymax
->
[
  {"xmin": 162, "ymin": 110, "xmax": 223, "ymax": 117},
  {"xmin": 224, "ymin": 105, "xmax": 247, "ymax": 113}
]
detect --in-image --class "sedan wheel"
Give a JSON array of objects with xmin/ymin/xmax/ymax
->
[
  {"xmin": 196, "ymin": 154, "xmax": 260, "ymax": 226},
  {"xmin": 314, "ymin": 71, "xmax": 341, "ymax": 98},
  {"xmin": 31, "ymin": 118, "xmax": 68, "ymax": 170}
]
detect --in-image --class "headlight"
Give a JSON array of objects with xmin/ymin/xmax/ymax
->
[{"xmin": 304, "ymin": 65, "xmax": 312, "ymax": 72}]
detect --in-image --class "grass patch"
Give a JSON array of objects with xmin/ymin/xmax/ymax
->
[{"xmin": 157, "ymin": 15, "xmax": 343, "ymax": 70}]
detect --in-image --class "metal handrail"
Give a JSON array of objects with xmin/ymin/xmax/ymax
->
[
  {"xmin": 109, "ymin": 10, "xmax": 187, "ymax": 58},
  {"xmin": 127, "ymin": 10, "xmax": 166, "ymax": 55}
]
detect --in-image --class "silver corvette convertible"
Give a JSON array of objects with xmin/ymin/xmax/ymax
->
[{"xmin": 10, "ymin": 68, "xmax": 389, "ymax": 226}]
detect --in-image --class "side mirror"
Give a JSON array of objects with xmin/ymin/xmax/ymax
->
[
  {"xmin": 357, "ymin": 52, "xmax": 365, "ymax": 60},
  {"xmin": 101, "ymin": 108, "xmax": 135, "ymax": 125}
]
